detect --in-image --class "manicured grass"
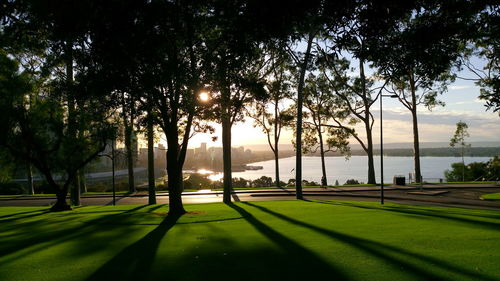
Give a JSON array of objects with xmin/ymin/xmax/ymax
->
[
  {"xmin": 421, "ymin": 181, "xmax": 497, "ymax": 185},
  {"xmin": 481, "ymin": 192, "xmax": 500, "ymax": 200},
  {"xmin": 1, "ymin": 201, "xmax": 499, "ymax": 281}
]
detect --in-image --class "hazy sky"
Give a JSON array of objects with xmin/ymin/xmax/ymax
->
[
  {"xmin": 183, "ymin": 55, "xmax": 500, "ymax": 149},
  {"xmin": 185, "ymin": 86, "xmax": 499, "ymax": 149}
]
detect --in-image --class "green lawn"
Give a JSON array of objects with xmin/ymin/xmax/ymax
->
[
  {"xmin": 1, "ymin": 201, "xmax": 499, "ymax": 281},
  {"xmin": 481, "ymin": 192, "xmax": 500, "ymax": 200},
  {"xmin": 421, "ymin": 181, "xmax": 497, "ymax": 185}
]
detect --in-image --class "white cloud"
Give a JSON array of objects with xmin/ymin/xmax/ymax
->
[{"xmin": 449, "ymin": 85, "xmax": 471, "ymax": 90}]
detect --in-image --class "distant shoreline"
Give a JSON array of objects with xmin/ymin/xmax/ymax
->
[{"xmin": 300, "ymin": 147, "xmax": 500, "ymax": 158}]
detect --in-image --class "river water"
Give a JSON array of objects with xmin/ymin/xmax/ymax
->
[{"xmin": 231, "ymin": 156, "xmax": 492, "ymax": 184}]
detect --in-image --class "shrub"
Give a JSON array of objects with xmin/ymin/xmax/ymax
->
[
  {"xmin": 344, "ymin": 179, "xmax": 360, "ymax": 185},
  {"xmin": 445, "ymin": 156, "xmax": 500, "ymax": 182},
  {"xmin": 0, "ymin": 182, "xmax": 25, "ymax": 195}
]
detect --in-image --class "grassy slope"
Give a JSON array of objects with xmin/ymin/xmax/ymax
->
[
  {"xmin": 481, "ymin": 193, "xmax": 500, "ymax": 200},
  {"xmin": 0, "ymin": 201, "xmax": 499, "ymax": 281}
]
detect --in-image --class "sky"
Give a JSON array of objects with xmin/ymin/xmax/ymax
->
[
  {"xmin": 185, "ymin": 84, "xmax": 499, "ymax": 150},
  {"xmin": 182, "ymin": 55, "xmax": 500, "ymax": 150}
]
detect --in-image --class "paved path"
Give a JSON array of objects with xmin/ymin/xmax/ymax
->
[{"xmin": 1, "ymin": 184, "xmax": 499, "ymax": 210}]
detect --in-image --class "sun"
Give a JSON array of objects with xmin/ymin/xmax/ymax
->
[{"xmin": 199, "ymin": 92, "xmax": 210, "ymax": 102}]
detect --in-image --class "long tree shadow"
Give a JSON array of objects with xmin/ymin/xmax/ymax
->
[
  {"xmin": 315, "ymin": 199, "xmax": 500, "ymax": 220},
  {"xmin": 226, "ymin": 202, "xmax": 351, "ymax": 280},
  {"xmin": 0, "ymin": 210, "xmax": 50, "ymax": 223},
  {"xmin": 0, "ymin": 209, "xmax": 47, "ymax": 220},
  {"xmin": 85, "ymin": 213, "xmax": 181, "ymax": 281},
  {"xmin": 306, "ymin": 200, "xmax": 500, "ymax": 231},
  {"xmin": 0, "ymin": 205, "xmax": 150, "ymax": 260},
  {"xmin": 243, "ymin": 202, "xmax": 499, "ymax": 281}
]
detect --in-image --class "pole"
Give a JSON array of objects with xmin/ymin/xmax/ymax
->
[
  {"xmin": 380, "ymin": 96, "xmax": 384, "ymax": 205},
  {"xmin": 112, "ymin": 138, "xmax": 116, "ymax": 206}
]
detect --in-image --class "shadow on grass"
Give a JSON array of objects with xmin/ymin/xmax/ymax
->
[
  {"xmin": 308, "ymin": 200, "xmax": 500, "ymax": 231},
  {"xmin": 0, "ymin": 205, "xmax": 150, "ymax": 260},
  {"xmin": 226, "ymin": 202, "xmax": 350, "ymax": 280},
  {"xmin": 85, "ymin": 213, "xmax": 181, "ymax": 281},
  {"xmin": 243, "ymin": 201, "xmax": 499, "ymax": 281},
  {"xmin": 0, "ymin": 209, "xmax": 46, "ymax": 220},
  {"xmin": 0, "ymin": 210, "xmax": 50, "ymax": 223}
]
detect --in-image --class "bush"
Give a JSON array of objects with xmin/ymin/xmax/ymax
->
[
  {"xmin": 344, "ymin": 179, "xmax": 360, "ymax": 185},
  {"xmin": 0, "ymin": 182, "xmax": 25, "ymax": 195},
  {"xmin": 252, "ymin": 176, "xmax": 273, "ymax": 187},
  {"xmin": 445, "ymin": 156, "xmax": 500, "ymax": 182},
  {"xmin": 35, "ymin": 181, "xmax": 58, "ymax": 194},
  {"xmin": 303, "ymin": 180, "xmax": 319, "ymax": 186},
  {"xmin": 184, "ymin": 173, "xmax": 213, "ymax": 190}
]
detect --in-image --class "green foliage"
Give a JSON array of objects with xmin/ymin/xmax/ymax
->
[
  {"xmin": 251, "ymin": 176, "xmax": 273, "ymax": 188},
  {"xmin": 301, "ymin": 72, "xmax": 351, "ymax": 156},
  {"xmin": 183, "ymin": 174, "xmax": 218, "ymax": 190},
  {"xmin": 344, "ymin": 179, "xmax": 361, "ymax": 185},
  {"xmin": 450, "ymin": 121, "xmax": 470, "ymax": 148},
  {"xmin": 0, "ymin": 182, "xmax": 24, "ymax": 195},
  {"xmin": 445, "ymin": 156, "xmax": 500, "ymax": 182},
  {"xmin": 0, "ymin": 149, "xmax": 16, "ymax": 183},
  {"xmin": 466, "ymin": 7, "xmax": 500, "ymax": 114}
]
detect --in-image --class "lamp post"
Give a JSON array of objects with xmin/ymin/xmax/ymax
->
[{"xmin": 380, "ymin": 94, "xmax": 398, "ymax": 205}]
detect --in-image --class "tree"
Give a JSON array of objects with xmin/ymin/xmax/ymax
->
[
  {"xmin": 458, "ymin": 4, "xmax": 500, "ymax": 114},
  {"xmin": 87, "ymin": 0, "xmax": 218, "ymax": 214},
  {"xmin": 369, "ymin": 1, "xmax": 491, "ymax": 184},
  {"xmin": 0, "ymin": 52, "xmax": 115, "ymax": 211},
  {"xmin": 250, "ymin": 46, "xmax": 294, "ymax": 188},
  {"xmin": 146, "ymin": 100, "xmax": 156, "ymax": 205},
  {"xmin": 302, "ymin": 73, "xmax": 350, "ymax": 186},
  {"xmin": 121, "ymin": 93, "xmax": 138, "ymax": 193},
  {"xmin": 291, "ymin": 32, "xmax": 315, "ymax": 198},
  {"xmin": 445, "ymin": 156, "xmax": 499, "ymax": 182},
  {"xmin": 1, "ymin": 1, "xmax": 119, "ymax": 210},
  {"xmin": 203, "ymin": 1, "xmax": 299, "ymax": 203},
  {"xmin": 450, "ymin": 121, "xmax": 470, "ymax": 182},
  {"xmin": 318, "ymin": 53, "xmax": 386, "ymax": 185}
]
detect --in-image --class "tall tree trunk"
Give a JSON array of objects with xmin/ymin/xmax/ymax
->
[
  {"xmin": 147, "ymin": 108, "xmax": 156, "ymax": 205},
  {"xmin": 222, "ymin": 105, "xmax": 232, "ymax": 203},
  {"xmin": 295, "ymin": 32, "xmax": 314, "ymax": 199},
  {"xmin": 274, "ymin": 145, "xmax": 280, "ymax": 188},
  {"xmin": 409, "ymin": 72, "xmax": 422, "ymax": 183},
  {"xmin": 166, "ymin": 138, "xmax": 186, "ymax": 215},
  {"xmin": 66, "ymin": 42, "xmax": 80, "ymax": 206},
  {"xmin": 318, "ymin": 127, "xmax": 328, "ymax": 186},
  {"xmin": 52, "ymin": 186, "xmax": 71, "ymax": 212},
  {"xmin": 44, "ymin": 170, "xmax": 71, "ymax": 212},
  {"xmin": 78, "ymin": 169, "xmax": 86, "ymax": 193},
  {"xmin": 461, "ymin": 139, "xmax": 465, "ymax": 181},
  {"xmin": 123, "ymin": 102, "xmax": 136, "ymax": 193},
  {"xmin": 410, "ymin": 107, "xmax": 422, "ymax": 183},
  {"xmin": 274, "ymin": 100, "xmax": 280, "ymax": 188},
  {"xmin": 71, "ymin": 173, "xmax": 80, "ymax": 206},
  {"xmin": 78, "ymin": 127, "xmax": 87, "ymax": 194},
  {"xmin": 274, "ymin": 146, "xmax": 280, "ymax": 188},
  {"xmin": 26, "ymin": 162, "xmax": 34, "ymax": 195},
  {"xmin": 365, "ymin": 122, "xmax": 376, "ymax": 184},
  {"xmin": 360, "ymin": 54, "xmax": 376, "ymax": 185}
]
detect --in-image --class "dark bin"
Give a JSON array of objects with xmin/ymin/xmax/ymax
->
[{"xmin": 393, "ymin": 176, "xmax": 406, "ymax": 185}]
